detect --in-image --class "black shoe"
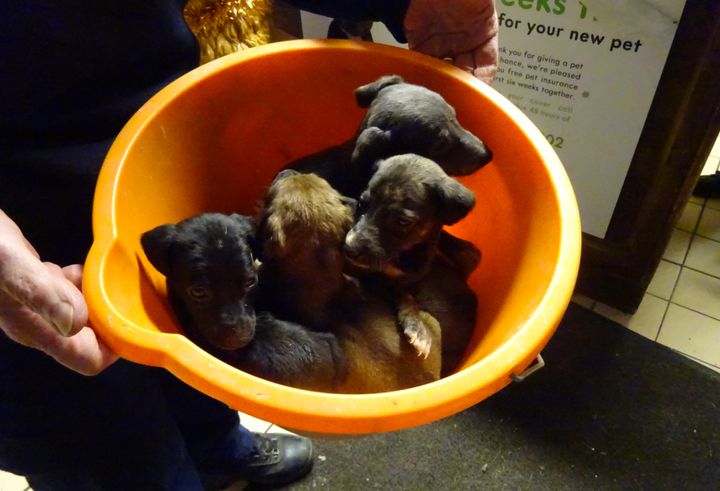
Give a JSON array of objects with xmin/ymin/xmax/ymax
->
[
  {"xmin": 240, "ymin": 433, "xmax": 314, "ymax": 487},
  {"xmin": 693, "ymin": 171, "xmax": 720, "ymax": 198}
]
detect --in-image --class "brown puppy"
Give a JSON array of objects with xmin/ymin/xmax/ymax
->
[
  {"xmin": 256, "ymin": 170, "xmax": 442, "ymax": 393},
  {"xmin": 255, "ymin": 169, "xmax": 357, "ymax": 331},
  {"xmin": 343, "ymin": 153, "xmax": 477, "ymax": 357}
]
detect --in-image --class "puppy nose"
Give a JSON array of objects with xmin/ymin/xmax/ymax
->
[
  {"xmin": 220, "ymin": 312, "xmax": 240, "ymax": 326},
  {"xmin": 477, "ymin": 144, "xmax": 493, "ymax": 165}
]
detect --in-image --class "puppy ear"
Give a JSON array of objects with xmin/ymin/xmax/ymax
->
[
  {"xmin": 259, "ymin": 214, "xmax": 288, "ymax": 259},
  {"xmin": 272, "ymin": 169, "xmax": 299, "ymax": 185},
  {"xmin": 229, "ymin": 213, "xmax": 256, "ymax": 244},
  {"xmin": 354, "ymin": 75, "xmax": 404, "ymax": 107},
  {"xmin": 432, "ymin": 177, "xmax": 476, "ymax": 225},
  {"xmin": 141, "ymin": 224, "xmax": 178, "ymax": 276},
  {"xmin": 352, "ymin": 127, "xmax": 392, "ymax": 167}
]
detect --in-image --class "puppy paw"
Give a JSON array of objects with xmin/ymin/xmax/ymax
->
[{"xmin": 400, "ymin": 313, "xmax": 432, "ymax": 359}]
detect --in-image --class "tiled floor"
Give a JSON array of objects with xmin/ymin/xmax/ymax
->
[
  {"xmin": 3, "ymin": 136, "xmax": 720, "ymax": 490},
  {"xmin": 573, "ymin": 131, "xmax": 720, "ymax": 374}
]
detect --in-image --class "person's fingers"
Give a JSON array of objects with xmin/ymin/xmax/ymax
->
[
  {"xmin": 470, "ymin": 34, "xmax": 499, "ymax": 84},
  {"xmin": 41, "ymin": 326, "xmax": 119, "ymax": 376},
  {"xmin": 453, "ymin": 51, "xmax": 476, "ymax": 74},
  {"xmin": 451, "ymin": 45, "xmax": 499, "ymax": 85},
  {"xmin": 404, "ymin": 0, "xmax": 499, "ymax": 83},
  {"xmin": 61, "ymin": 264, "xmax": 84, "ymax": 288},
  {"xmin": 0, "ymin": 239, "xmax": 88, "ymax": 337},
  {"xmin": 0, "ymin": 299, "xmax": 118, "ymax": 375},
  {"xmin": 0, "ymin": 210, "xmax": 118, "ymax": 375}
]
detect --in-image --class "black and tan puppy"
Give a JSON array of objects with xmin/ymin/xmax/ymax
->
[
  {"xmin": 141, "ymin": 212, "xmax": 345, "ymax": 391},
  {"xmin": 343, "ymin": 153, "xmax": 477, "ymax": 357},
  {"xmin": 289, "ymin": 75, "xmax": 492, "ymax": 198},
  {"xmin": 344, "ymin": 153, "xmax": 476, "ymax": 284},
  {"xmin": 257, "ymin": 171, "xmax": 442, "ymax": 393}
]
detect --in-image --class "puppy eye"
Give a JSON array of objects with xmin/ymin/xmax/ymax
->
[
  {"xmin": 187, "ymin": 285, "xmax": 212, "ymax": 302},
  {"xmin": 396, "ymin": 215, "xmax": 415, "ymax": 228}
]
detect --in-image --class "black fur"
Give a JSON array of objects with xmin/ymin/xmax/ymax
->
[
  {"xmin": 141, "ymin": 213, "xmax": 258, "ymax": 351},
  {"xmin": 141, "ymin": 212, "xmax": 346, "ymax": 390},
  {"xmin": 288, "ymin": 75, "xmax": 492, "ymax": 198},
  {"xmin": 229, "ymin": 312, "xmax": 347, "ymax": 391}
]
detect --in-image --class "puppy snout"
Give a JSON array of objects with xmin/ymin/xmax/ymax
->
[
  {"xmin": 220, "ymin": 311, "xmax": 240, "ymax": 326},
  {"xmin": 344, "ymin": 225, "xmax": 385, "ymax": 270},
  {"xmin": 343, "ymin": 244, "xmax": 361, "ymax": 259},
  {"xmin": 463, "ymin": 131, "xmax": 493, "ymax": 168},
  {"xmin": 219, "ymin": 307, "xmax": 254, "ymax": 328},
  {"xmin": 343, "ymin": 228, "xmax": 364, "ymax": 259},
  {"xmin": 473, "ymin": 140, "xmax": 493, "ymax": 165},
  {"xmin": 215, "ymin": 310, "xmax": 256, "ymax": 350}
]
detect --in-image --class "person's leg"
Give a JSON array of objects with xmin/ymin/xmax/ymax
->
[
  {"xmin": 693, "ymin": 171, "xmax": 720, "ymax": 198},
  {"xmin": 160, "ymin": 371, "xmax": 315, "ymax": 488},
  {"xmin": 0, "ymin": 335, "xmax": 205, "ymax": 491},
  {"xmin": 0, "ymin": 164, "xmax": 313, "ymax": 489}
]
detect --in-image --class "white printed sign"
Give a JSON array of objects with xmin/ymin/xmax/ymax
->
[
  {"xmin": 492, "ymin": 0, "xmax": 686, "ymax": 237},
  {"xmin": 300, "ymin": 1, "xmax": 686, "ymax": 237}
]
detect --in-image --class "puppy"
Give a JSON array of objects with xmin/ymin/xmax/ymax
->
[
  {"xmin": 289, "ymin": 74, "xmax": 492, "ymax": 198},
  {"xmin": 256, "ymin": 171, "xmax": 442, "ymax": 393},
  {"xmin": 343, "ymin": 153, "xmax": 477, "ymax": 357},
  {"xmin": 141, "ymin": 213, "xmax": 259, "ymax": 352},
  {"xmin": 255, "ymin": 169, "xmax": 357, "ymax": 331},
  {"xmin": 141, "ymin": 212, "xmax": 345, "ymax": 391},
  {"xmin": 344, "ymin": 153, "xmax": 476, "ymax": 284}
]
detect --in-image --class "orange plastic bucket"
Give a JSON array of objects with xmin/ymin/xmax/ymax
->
[{"xmin": 83, "ymin": 40, "xmax": 581, "ymax": 435}]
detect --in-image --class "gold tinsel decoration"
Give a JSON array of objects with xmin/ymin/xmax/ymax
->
[{"xmin": 184, "ymin": 0, "xmax": 272, "ymax": 64}]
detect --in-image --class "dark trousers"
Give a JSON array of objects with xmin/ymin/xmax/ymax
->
[
  {"xmin": 0, "ymin": 146, "xmax": 257, "ymax": 490},
  {"xmin": 0, "ymin": 333, "xmax": 256, "ymax": 491}
]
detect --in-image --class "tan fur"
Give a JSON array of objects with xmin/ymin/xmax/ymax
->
[
  {"xmin": 258, "ymin": 174, "xmax": 355, "ymax": 329},
  {"xmin": 263, "ymin": 173, "xmax": 354, "ymax": 248},
  {"xmin": 258, "ymin": 172, "xmax": 441, "ymax": 393},
  {"xmin": 338, "ymin": 308, "xmax": 441, "ymax": 393}
]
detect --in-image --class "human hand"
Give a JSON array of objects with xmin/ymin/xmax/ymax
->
[
  {"xmin": 0, "ymin": 210, "xmax": 118, "ymax": 375},
  {"xmin": 404, "ymin": 0, "xmax": 499, "ymax": 84}
]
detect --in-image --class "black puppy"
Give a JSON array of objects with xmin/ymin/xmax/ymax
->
[
  {"xmin": 141, "ymin": 212, "xmax": 346, "ymax": 390},
  {"xmin": 289, "ymin": 74, "xmax": 492, "ymax": 198},
  {"xmin": 142, "ymin": 213, "xmax": 259, "ymax": 352},
  {"xmin": 343, "ymin": 153, "xmax": 477, "ymax": 357}
]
